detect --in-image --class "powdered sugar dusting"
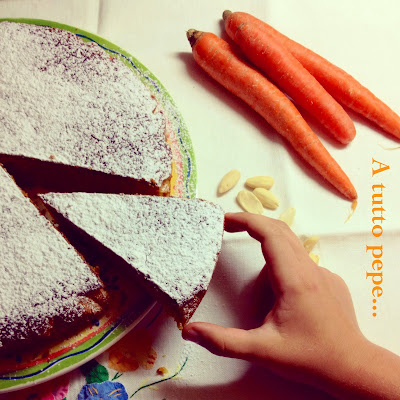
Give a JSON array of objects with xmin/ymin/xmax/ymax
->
[
  {"xmin": 41, "ymin": 193, "xmax": 224, "ymax": 308},
  {"xmin": 0, "ymin": 22, "xmax": 172, "ymax": 187},
  {"xmin": 0, "ymin": 167, "xmax": 101, "ymax": 348}
]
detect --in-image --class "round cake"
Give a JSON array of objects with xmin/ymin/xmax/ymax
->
[{"xmin": 0, "ymin": 21, "xmax": 222, "ymax": 360}]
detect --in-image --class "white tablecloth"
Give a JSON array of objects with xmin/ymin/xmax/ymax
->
[{"xmin": 0, "ymin": 1, "xmax": 399, "ymax": 398}]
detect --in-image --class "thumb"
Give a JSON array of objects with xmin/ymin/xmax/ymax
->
[{"xmin": 182, "ymin": 322, "xmax": 260, "ymax": 360}]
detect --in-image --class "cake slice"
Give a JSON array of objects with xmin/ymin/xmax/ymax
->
[
  {"xmin": 40, "ymin": 194, "xmax": 225, "ymax": 326},
  {"xmin": 0, "ymin": 167, "xmax": 108, "ymax": 353},
  {"xmin": 0, "ymin": 22, "xmax": 172, "ymax": 194}
]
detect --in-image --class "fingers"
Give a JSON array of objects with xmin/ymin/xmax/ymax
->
[
  {"xmin": 225, "ymin": 212, "xmax": 305, "ymax": 256},
  {"xmin": 182, "ymin": 322, "xmax": 263, "ymax": 359},
  {"xmin": 224, "ymin": 213, "xmax": 310, "ymax": 291},
  {"xmin": 225, "ymin": 212, "xmax": 280, "ymax": 241}
]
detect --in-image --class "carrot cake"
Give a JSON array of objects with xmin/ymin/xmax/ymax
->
[
  {"xmin": 40, "ymin": 193, "xmax": 225, "ymax": 326},
  {"xmin": 0, "ymin": 21, "xmax": 172, "ymax": 194},
  {"xmin": 0, "ymin": 167, "xmax": 107, "ymax": 353}
]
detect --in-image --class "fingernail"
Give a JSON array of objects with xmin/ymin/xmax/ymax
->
[{"xmin": 182, "ymin": 328, "xmax": 201, "ymax": 344}]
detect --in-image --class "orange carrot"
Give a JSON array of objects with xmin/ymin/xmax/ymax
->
[
  {"xmin": 223, "ymin": 10, "xmax": 356, "ymax": 145},
  {"xmin": 187, "ymin": 30, "xmax": 357, "ymax": 200},
  {"xmin": 223, "ymin": 11, "xmax": 400, "ymax": 140}
]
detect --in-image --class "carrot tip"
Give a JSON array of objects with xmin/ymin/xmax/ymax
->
[
  {"xmin": 186, "ymin": 29, "xmax": 202, "ymax": 47},
  {"xmin": 222, "ymin": 10, "xmax": 232, "ymax": 21},
  {"xmin": 186, "ymin": 29, "xmax": 196, "ymax": 39}
]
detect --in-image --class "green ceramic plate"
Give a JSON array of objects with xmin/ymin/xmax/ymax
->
[{"xmin": 0, "ymin": 18, "xmax": 196, "ymax": 393}]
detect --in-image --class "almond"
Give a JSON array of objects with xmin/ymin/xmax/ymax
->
[
  {"xmin": 237, "ymin": 190, "xmax": 263, "ymax": 214},
  {"xmin": 303, "ymin": 235, "xmax": 319, "ymax": 253},
  {"xmin": 253, "ymin": 188, "xmax": 279, "ymax": 209},
  {"xmin": 309, "ymin": 253, "xmax": 320, "ymax": 265},
  {"xmin": 279, "ymin": 207, "xmax": 296, "ymax": 227},
  {"xmin": 218, "ymin": 169, "xmax": 241, "ymax": 194},
  {"xmin": 245, "ymin": 176, "xmax": 274, "ymax": 189}
]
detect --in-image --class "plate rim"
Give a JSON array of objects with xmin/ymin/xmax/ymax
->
[{"xmin": 0, "ymin": 302, "xmax": 157, "ymax": 394}]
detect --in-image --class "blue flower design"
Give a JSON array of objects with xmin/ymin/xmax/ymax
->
[{"xmin": 77, "ymin": 381, "xmax": 128, "ymax": 400}]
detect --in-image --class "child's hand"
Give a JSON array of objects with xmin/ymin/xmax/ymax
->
[
  {"xmin": 183, "ymin": 212, "xmax": 364, "ymax": 383},
  {"xmin": 182, "ymin": 212, "xmax": 400, "ymax": 399}
]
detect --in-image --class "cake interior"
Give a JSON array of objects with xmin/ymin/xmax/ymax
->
[{"xmin": 0, "ymin": 155, "xmax": 170, "ymax": 197}]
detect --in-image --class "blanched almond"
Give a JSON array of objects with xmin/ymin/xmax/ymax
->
[
  {"xmin": 253, "ymin": 188, "xmax": 279, "ymax": 209},
  {"xmin": 309, "ymin": 253, "xmax": 320, "ymax": 265},
  {"xmin": 245, "ymin": 176, "xmax": 274, "ymax": 189},
  {"xmin": 279, "ymin": 207, "xmax": 296, "ymax": 227},
  {"xmin": 218, "ymin": 169, "xmax": 241, "ymax": 194},
  {"xmin": 237, "ymin": 190, "xmax": 263, "ymax": 214},
  {"xmin": 303, "ymin": 235, "xmax": 319, "ymax": 253}
]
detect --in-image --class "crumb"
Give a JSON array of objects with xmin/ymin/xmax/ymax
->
[
  {"xmin": 49, "ymin": 154, "xmax": 55, "ymax": 160},
  {"xmin": 157, "ymin": 367, "xmax": 168, "ymax": 376}
]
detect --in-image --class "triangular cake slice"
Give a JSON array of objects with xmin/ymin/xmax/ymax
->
[
  {"xmin": 0, "ymin": 167, "xmax": 107, "ymax": 353},
  {"xmin": 0, "ymin": 22, "xmax": 172, "ymax": 194},
  {"xmin": 40, "ymin": 194, "xmax": 225, "ymax": 326}
]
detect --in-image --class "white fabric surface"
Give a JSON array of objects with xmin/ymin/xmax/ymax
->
[{"xmin": 0, "ymin": 0, "xmax": 399, "ymax": 398}]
